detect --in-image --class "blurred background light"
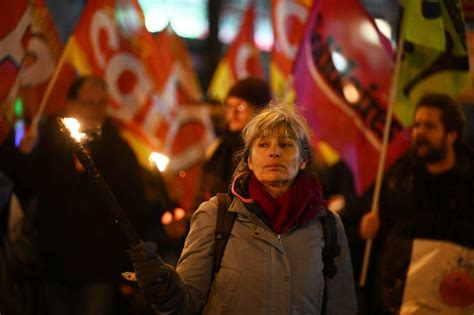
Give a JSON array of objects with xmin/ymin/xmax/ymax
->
[{"xmin": 139, "ymin": 0, "xmax": 208, "ymax": 38}]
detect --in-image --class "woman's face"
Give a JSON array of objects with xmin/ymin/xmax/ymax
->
[{"xmin": 248, "ymin": 131, "xmax": 307, "ymax": 194}]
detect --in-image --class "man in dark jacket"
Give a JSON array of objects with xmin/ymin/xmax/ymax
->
[
  {"xmin": 16, "ymin": 75, "xmax": 149, "ymax": 315},
  {"xmin": 360, "ymin": 94, "xmax": 474, "ymax": 314}
]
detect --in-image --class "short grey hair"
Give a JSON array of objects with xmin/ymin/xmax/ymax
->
[{"xmin": 234, "ymin": 102, "xmax": 318, "ymax": 179}]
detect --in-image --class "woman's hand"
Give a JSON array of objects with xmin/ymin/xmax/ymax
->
[
  {"xmin": 129, "ymin": 242, "xmax": 169, "ymax": 288},
  {"xmin": 129, "ymin": 242, "xmax": 187, "ymax": 311}
]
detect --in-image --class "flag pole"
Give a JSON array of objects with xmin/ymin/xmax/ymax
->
[
  {"xmin": 30, "ymin": 43, "xmax": 69, "ymax": 131},
  {"xmin": 359, "ymin": 37, "xmax": 405, "ymax": 287},
  {"xmin": 6, "ymin": 58, "xmax": 27, "ymax": 103}
]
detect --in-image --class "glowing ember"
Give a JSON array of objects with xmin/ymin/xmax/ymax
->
[
  {"xmin": 62, "ymin": 117, "xmax": 86, "ymax": 142},
  {"xmin": 149, "ymin": 152, "xmax": 170, "ymax": 172}
]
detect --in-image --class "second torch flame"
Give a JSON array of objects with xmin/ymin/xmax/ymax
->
[
  {"xmin": 62, "ymin": 117, "xmax": 87, "ymax": 142},
  {"xmin": 149, "ymin": 152, "xmax": 170, "ymax": 172}
]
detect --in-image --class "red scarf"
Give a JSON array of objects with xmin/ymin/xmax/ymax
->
[{"xmin": 249, "ymin": 174, "xmax": 326, "ymax": 234}]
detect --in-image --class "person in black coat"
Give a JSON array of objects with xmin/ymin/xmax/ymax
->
[{"xmin": 13, "ymin": 75, "xmax": 150, "ymax": 315}]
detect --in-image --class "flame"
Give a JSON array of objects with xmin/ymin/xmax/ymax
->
[
  {"xmin": 149, "ymin": 152, "xmax": 170, "ymax": 172},
  {"xmin": 62, "ymin": 117, "xmax": 86, "ymax": 142}
]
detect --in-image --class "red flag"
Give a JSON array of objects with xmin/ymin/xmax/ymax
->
[
  {"xmin": 0, "ymin": 0, "xmax": 30, "ymax": 141},
  {"xmin": 270, "ymin": 0, "xmax": 312, "ymax": 101},
  {"xmin": 207, "ymin": 4, "xmax": 264, "ymax": 101},
  {"xmin": 20, "ymin": 0, "xmax": 73, "ymax": 120},
  {"xmin": 0, "ymin": 0, "xmax": 71, "ymax": 141},
  {"xmin": 61, "ymin": 0, "xmax": 214, "ymax": 210},
  {"xmin": 0, "ymin": 0, "xmax": 31, "ymax": 104},
  {"xmin": 154, "ymin": 26, "xmax": 203, "ymax": 105},
  {"xmin": 293, "ymin": 0, "xmax": 410, "ymax": 194},
  {"xmin": 152, "ymin": 26, "xmax": 215, "ymax": 211}
]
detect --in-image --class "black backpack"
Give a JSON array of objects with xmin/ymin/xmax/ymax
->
[{"xmin": 213, "ymin": 193, "xmax": 341, "ymax": 278}]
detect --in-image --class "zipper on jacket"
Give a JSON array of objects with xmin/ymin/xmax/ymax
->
[{"xmin": 277, "ymin": 234, "xmax": 282, "ymax": 243}]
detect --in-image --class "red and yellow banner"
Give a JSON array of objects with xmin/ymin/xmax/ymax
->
[
  {"xmin": 207, "ymin": 4, "xmax": 264, "ymax": 102},
  {"xmin": 293, "ymin": 0, "xmax": 410, "ymax": 194},
  {"xmin": 270, "ymin": 0, "xmax": 313, "ymax": 102},
  {"xmin": 61, "ymin": 0, "xmax": 214, "ymax": 209}
]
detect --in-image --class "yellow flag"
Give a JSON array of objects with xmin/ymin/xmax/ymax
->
[
  {"xmin": 401, "ymin": 0, "xmax": 445, "ymax": 50},
  {"xmin": 395, "ymin": 0, "xmax": 471, "ymax": 126}
]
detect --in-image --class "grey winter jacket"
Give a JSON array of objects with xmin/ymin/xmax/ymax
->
[{"xmin": 173, "ymin": 195, "xmax": 357, "ymax": 315}]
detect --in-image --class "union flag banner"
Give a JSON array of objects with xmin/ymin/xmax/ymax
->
[
  {"xmin": 61, "ymin": 0, "xmax": 215, "ymax": 209},
  {"xmin": 0, "ymin": 0, "xmax": 71, "ymax": 141},
  {"xmin": 207, "ymin": 4, "xmax": 264, "ymax": 102},
  {"xmin": 394, "ymin": 0, "xmax": 471, "ymax": 127},
  {"xmin": 150, "ymin": 25, "xmax": 213, "ymax": 211},
  {"xmin": 293, "ymin": 0, "xmax": 410, "ymax": 194},
  {"xmin": 153, "ymin": 25, "xmax": 203, "ymax": 104},
  {"xmin": 270, "ymin": 0, "xmax": 312, "ymax": 102}
]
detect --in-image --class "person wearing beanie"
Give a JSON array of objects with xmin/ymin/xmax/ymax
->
[
  {"xmin": 191, "ymin": 77, "xmax": 271, "ymax": 211},
  {"xmin": 225, "ymin": 77, "xmax": 272, "ymax": 132}
]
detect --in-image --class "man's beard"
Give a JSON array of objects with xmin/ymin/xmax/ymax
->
[{"xmin": 413, "ymin": 137, "xmax": 448, "ymax": 163}]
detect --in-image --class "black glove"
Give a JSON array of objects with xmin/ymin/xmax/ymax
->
[
  {"xmin": 129, "ymin": 241, "xmax": 169, "ymax": 288},
  {"xmin": 129, "ymin": 242, "xmax": 186, "ymax": 311}
]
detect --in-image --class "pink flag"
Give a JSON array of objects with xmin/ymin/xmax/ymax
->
[{"xmin": 293, "ymin": 0, "xmax": 410, "ymax": 194}]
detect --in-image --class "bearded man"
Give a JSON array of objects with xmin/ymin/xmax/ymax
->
[{"xmin": 359, "ymin": 94, "xmax": 474, "ymax": 314}]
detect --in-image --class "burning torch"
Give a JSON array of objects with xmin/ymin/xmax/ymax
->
[{"xmin": 58, "ymin": 117, "xmax": 144, "ymax": 280}]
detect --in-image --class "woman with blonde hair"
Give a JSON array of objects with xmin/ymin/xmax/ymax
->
[{"xmin": 130, "ymin": 103, "xmax": 357, "ymax": 314}]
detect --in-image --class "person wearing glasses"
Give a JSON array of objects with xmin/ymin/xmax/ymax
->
[{"xmin": 191, "ymin": 77, "xmax": 272, "ymax": 211}]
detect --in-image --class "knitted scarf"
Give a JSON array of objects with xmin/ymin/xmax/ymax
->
[{"xmin": 248, "ymin": 174, "xmax": 326, "ymax": 234}]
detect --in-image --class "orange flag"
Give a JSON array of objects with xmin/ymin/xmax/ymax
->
[
  {"xmin": 207, "ymin": 4, "xmax": 264, "ymax": 101},
  {"xmin": 270, "ymin": 0, "xmax": 313, "ymax": 102},
  {"xmin": 60, "ymin": 0, "xmax": 214, "ymax": 209}
]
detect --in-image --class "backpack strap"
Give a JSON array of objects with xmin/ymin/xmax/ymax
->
[
  {"xmin": 320, "ymin": 208, "xmax": 340, "ymax": 279},
  {"xmin": 320, "ymin": 208, "xmax": 341, "ymax": 314},
  {"xmin": 213, "ymin": 193, "xmax": 236, "ymax": 273}
]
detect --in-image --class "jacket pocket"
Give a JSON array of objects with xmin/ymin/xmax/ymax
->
[{"xmin": 214, "ymin": 267, "xmax": 241, "ymax": 314}]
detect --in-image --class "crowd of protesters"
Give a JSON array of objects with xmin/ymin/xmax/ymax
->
[{"xmin": 1, "ymin": 75, "xmax": 473, "ymax": 315}]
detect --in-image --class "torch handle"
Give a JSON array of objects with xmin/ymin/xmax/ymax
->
[{"xmin": 58, "ymin": 119, "xmax": 143, "ymax": 248}]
